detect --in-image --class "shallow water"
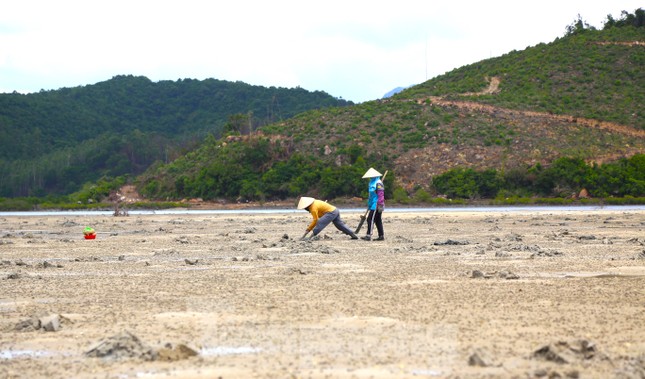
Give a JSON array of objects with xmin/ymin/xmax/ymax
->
[
  {"xmin": 199, "ymin": 346, "xmax": 261, "ymax": 356},
  {"xmin": 0, "ymin": 350, "xmax": 54, "ymax": 359},
  {"xmin": 0, "ymin": 346, "xmax": 261, "ymax": 360},
  {"xmin": 2, "ymin": 205, "xmax": 643, "ymax": 217},
  {"xmin": 410, "ymin": 369, "xmax": 443, "ymax": 376}
]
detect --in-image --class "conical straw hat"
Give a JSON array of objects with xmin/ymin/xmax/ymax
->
[
  {"xmin": 362, "ymin": 167, "xmax": 382, "ymax": 178},
  {"xmin": 297, "ymin": 197, "xmax": 315, "ymax": 209}
]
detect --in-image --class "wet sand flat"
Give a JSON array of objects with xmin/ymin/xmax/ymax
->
[{"xmin": 0, "ymin": 209, "xmax": 644, "ymax": 378}]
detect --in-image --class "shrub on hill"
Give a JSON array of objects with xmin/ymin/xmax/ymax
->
[{"xmin": 430, "ymin": 154, "xmax": 645, "ymax": 199}]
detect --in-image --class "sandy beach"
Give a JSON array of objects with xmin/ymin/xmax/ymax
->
[{"xmin": 1, "ymin": 208, "xmax": 644, "ymax": 378}]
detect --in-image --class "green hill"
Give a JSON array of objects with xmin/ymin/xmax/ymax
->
[
  {"xmin": 137, "ymin": 16, "xmax": 644, "ymax": 202},
  {"xmin": 0, "ymin": 76, "xmax": 352, "ymax": 196},
  {"xmin": 400, "ymin": 26, "xmax": 644, "ymax": 129}
]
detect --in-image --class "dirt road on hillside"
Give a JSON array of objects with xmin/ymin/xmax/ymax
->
[
  {"xmin": 418, "ymin": 76, "xmax": 645, "ymax": 139},
  {"xmin": 1, "ymin": 209, "xmax": 644, "ymax": 378}
]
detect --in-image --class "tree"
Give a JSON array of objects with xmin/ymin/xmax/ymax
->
[
  {"xmin": 565, "ymin": 14, "xmax": 597, "ymax": 36},
  {"xmin": 604, "ymin": 8, "xmax": 645, "ymax": 29},
  {"xmin": 432, "ymin": 168, "xmax": 480, "ymax": 199},
  {"xmin": 224, "ymin": 113, "xmax": 247, "ymax": 135}
]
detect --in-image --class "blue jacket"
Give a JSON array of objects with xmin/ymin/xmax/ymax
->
[{"xmin": 367, "ymin": 177, "xmax": 384, "ymax": 210}]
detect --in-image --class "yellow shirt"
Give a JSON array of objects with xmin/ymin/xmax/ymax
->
[{"xmin": 306, "ymin": 200, "xmax": 336, "ymax": 231}]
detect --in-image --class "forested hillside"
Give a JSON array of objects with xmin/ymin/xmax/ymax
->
[
  {"xmin": 137, "ymin": 10, "xmax": 644, "ymax": 203},
  {"xmin": 0, "ymin": 76, "xmax": 352, "ymax": 196}
]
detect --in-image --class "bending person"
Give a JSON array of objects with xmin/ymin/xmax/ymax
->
[{"xmin": 297, "ymin": 197, "xmax": 358, "ymax": 240}]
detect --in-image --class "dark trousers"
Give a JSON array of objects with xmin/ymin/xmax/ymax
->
[
  {"xmin": 313, "ymin": 209, "xmax": 355, "ymax": 236},
  {"xmin": 366, "ymin": 209, "xmax": 384, "ymax": 237}
]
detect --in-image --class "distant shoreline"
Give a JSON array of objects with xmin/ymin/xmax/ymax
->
[{"xmin": 2, "ymin": 204, "xmax": 643, "ymax": 217}]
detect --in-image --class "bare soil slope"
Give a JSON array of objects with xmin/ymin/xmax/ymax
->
[{"xmin": 394, "ymin": 77, "xmax": 645, "ymax": 188}]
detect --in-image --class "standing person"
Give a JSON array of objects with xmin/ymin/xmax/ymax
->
[
  {"xmin": 297, "ymin": 197, "xmax": 358, "ymax": 240},
  {"xmin": 361, "ymin": 168, "xmax": 385, "ymax": 241}
]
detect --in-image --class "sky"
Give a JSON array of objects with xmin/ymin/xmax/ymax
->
[{"xmin": 1, "ymin": 1, "xmax": 642, "ymax": 103}]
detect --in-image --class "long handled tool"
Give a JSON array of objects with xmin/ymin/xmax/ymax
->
[
  {"xmin": 355, "ymin": 170, "xmax": 387, "ymax": 234},
  {"xmin": 355, "ymin": 210, "xmax": 369, "ymax": 234}
]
